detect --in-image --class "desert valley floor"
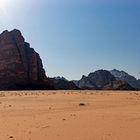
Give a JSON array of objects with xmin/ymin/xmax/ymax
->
[{"xmin": 0, "ymin": 90, "xmax": 140, "ymax": 140}]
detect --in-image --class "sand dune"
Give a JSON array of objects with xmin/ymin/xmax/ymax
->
[{"xmin": 0, "ymin": 90, "xmax": 140, "ymax": 140}]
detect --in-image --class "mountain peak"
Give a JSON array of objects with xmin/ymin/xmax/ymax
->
[
  {"xmin": 0, "ymin": 29, "xmax": 48, "ymax": 89},
  {"xmin": 76, "ymin": 69, "xmax": 133, "ymax": 90},
  {"xmin": 110, "ymin": 69, "xmax": 129, "ymax": 77},
  {"xmin": 110, "ymin": 69, "xmax": 140, "ymax": 89}
]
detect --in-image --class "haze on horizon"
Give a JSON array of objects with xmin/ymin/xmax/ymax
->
[{"xmin": 0, "ymin": 0, "xmax": 139, "ymax": 80}]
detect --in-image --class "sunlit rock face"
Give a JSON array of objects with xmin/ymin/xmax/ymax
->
[{"xmin": 0, "ymin": 29, "xmax": 48, "ymax": 89}]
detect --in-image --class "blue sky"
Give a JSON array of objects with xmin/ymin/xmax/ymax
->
[{"xmin": 0, "ymin": 0, "xmax": 139, "ymax": 80}]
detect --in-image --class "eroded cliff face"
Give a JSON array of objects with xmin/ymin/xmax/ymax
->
[{"xmin": 0, "ymin": 29, "xmax": 47, "ymax": 89}]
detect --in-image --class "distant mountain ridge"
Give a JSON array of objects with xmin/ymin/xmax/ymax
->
[
  {"xmin": 49, "ymin": 77, "xmax": 78, "ymax": 90},
  {"xmin": 110, "ymin": 69, "xmax": 140, "ymax": 89},
  {"xmin": 50, "ymin": 70, "xmax": 139, "ymax": 90},
  {"xmin": 73, "ymin": 70, "xmax": 134, "ymax": 90},
  {"xmin": 54, "ymin": 76, "xmax": 68, "ymax": 81}
]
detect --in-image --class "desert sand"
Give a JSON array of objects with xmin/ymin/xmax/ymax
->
[{"xmin": 0, "ymin": 90, "xmax": 140, "ymax": 140}]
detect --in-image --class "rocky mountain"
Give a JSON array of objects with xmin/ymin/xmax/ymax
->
[
  {"xmin": 110, "ymin": 69, "xmax": 140, "ymax": 89},
  {"xmin": 137, "ymin": 80, "xmax": 140, "ymax": 88},
  {"xmin": 0, "ymin": 29, "xmax": 137, "ymax": 90},
  {"xmin": 49, "ymin": 78, "xmax": 78, "ymax": 90},
  {"xmin": 75, "ymin": 70, "xmax": 134, "ymax": 90},
  {"xmin": 54, "ymin": 76, "xmax": 68, "ymax": 81},
  {"xmin": 103, "ymin": 80, "xmax": 134, "ymax": 90},
  {"xmin": 74, "ymin": 75, "xmax": 97, "ymax": 90},
  {"xmin": 0, "ymin": 29, "xmax": 52, "ymax": 89},
  {"xmin": 88, "ymin": 70, "xmax": 116, "ymax": 88}
]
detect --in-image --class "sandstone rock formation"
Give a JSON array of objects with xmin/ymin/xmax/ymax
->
[
  {"xmin": 103, "ymin": 80, "xmax": 134, "ymax": 90},
  {"xmin": 75, "ymin": 70, "xmax": 134, "ymax": 90},
  {"xmin": 49, "ymin": 78, "xmax": 78, "ymax": 90},
  {"xmin": 74, "ymin": 75, "xmax": 97, "ymax": 90},
  {"xmin": 110, "ymin": 69, "xmax": 140, "ymax": 89},
  {"xmin": 0, "ymin": 29, "xmax": 137, "ymax": 90},
  {"xmin": 88, "ymin": 70, "xmax": 116, "ymax": 88},
  {"xmin": 0, "ymin": 29, "xmax": 49, "ymax": 89}
]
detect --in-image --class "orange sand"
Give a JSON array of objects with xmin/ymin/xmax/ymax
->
[{"xmin": 0, "ymin": 90, "xmax": 140, "ymax": 140}]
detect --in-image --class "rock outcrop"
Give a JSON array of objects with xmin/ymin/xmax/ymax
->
[
  {"xmin": 104, "ymin": 80, "xmax": 134, "ymax": 90},
  {"xmin": 74, "ymin": 75, "xmax": 97, "ymax": 90},
  {"xmin": 0, "ymin": 29, "xmax": 50, "ymax": 89},
  {"xmin": 110, "ymin": 69, "xmax": 140, "ymax": 89},
  {"xmin": 88, "ymin": 70, "xmax": 116, "ymax": 88},
  {"xmin": 49, "ymin": 78, "xmax": 78, "ymax": 90},
  {"xmin": 75, "ymin": 70, "xmax": 134, "ymax": 90},
  {"xmin": 54, "ymin": 76, "xmax": 68, "ymax": 82}
]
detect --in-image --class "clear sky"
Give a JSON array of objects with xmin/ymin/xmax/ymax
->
[{"xmin": 0, "ymin": 0, "xmax": 139, "ymax": 80}]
